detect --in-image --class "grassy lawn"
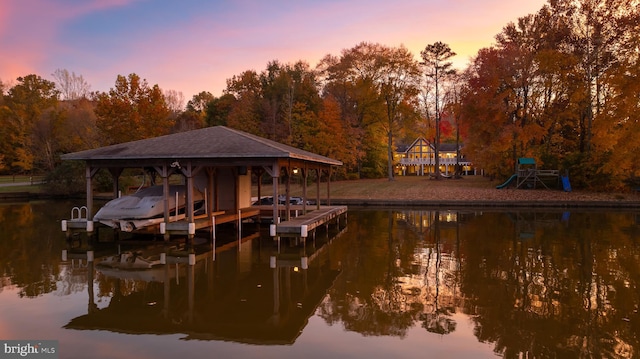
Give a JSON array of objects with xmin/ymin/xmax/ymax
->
[
  {"xmin": 0, "ymin": 173, "xmax": 633, "ymax": 202},
  {"xmin": 0, "ymin": 175, "xmax": 46, "ymax": 193},
  {"xmin": 285, "ymin": 175, "xmax": 497, "ymax": 199}
]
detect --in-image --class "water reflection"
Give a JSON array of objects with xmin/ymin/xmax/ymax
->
[
  {"xmin": 1, "ymin": 202, "xmax": 639, "ymax": 358},
  {"xmin": 61, "ymin": 228, "xmax": 344, "ymax": 344},
  {"xmin": 317, "ymin": 209, "xmax": 640, "ymax": 357}
]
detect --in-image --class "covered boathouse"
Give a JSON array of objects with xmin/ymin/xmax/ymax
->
[{"xmin": 60, "ymin": 126, "xmax": 345, "ymax": 240}]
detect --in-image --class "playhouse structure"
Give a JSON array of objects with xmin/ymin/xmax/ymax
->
[{"xmin": 496, "ymin": 158, "xmax": 560, "ymax": 190}]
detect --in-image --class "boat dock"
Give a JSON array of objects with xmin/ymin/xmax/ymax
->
[
  {"xmin": 59, "ymin": 126, "xmax": 346, "ymax": 243},
  {"xmin": 161, "ymin": 208, "xmax": 261, "ymax": 237},
  {"xmin": 62, "ymin": 205, "xmax": 347, "ymax": 242},
  {"xmin": 270, "ymin": 205, "xmax": 347, "ymax": 238}
]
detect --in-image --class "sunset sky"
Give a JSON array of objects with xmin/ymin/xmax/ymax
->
[{"xmin": 1, "ymin": 0, "xmax": 548, "ymax": 102}]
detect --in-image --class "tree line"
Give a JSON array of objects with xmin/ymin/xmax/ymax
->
[{"xmin": 0, "ymin": 0, "xmax": 638, "ymax": 190}]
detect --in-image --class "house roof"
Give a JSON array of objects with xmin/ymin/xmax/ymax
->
[
  {"xmin": 61, "ymin": 126, "xmax": 342, "ymax": 166},
  {"xmin": 438, "ymin": 143, "xmax": 459, "ymax": 152},
  {"xmin": 396, "ymin": 137, "xmax": 461, "ymax": 153}
]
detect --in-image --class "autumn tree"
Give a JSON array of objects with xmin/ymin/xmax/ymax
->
[
  {"xmin": 582, "ymin": 0, "xmax": 640, "ymax": 187},
  {"xmin": 421, "ymin": 42, "xmax": 456, "ymax": 179},
  {"xmin": 0, "ymin": 81, "xmax": 4, "ymax": 170},
  {"xmin": 164, "ymin": 89, "xmax": 200, "ymax": 133},
  {"xmin": 93, "ymin": 74, "xmax": 172, "ymax": 145},
  {"xmin": 458, "ymin": 0, "xmax": 639, "ymax": 189},
  {"xmin": 56, "ymin": 98, "xmax": 99, "ymax": 153},
  {"xmin": 164, "ymin": 89, "xmax": 184, "ymax": 114},
  {"xmin": 259, "ymin": 61, "xmax": 287, "ymax": 140},
  {"xmin": 459, "ymin": 48, "xmax": 514, "ymax": 178},
  {"xmin": 186, "ymin": 91, "xmax": 214, "ymax": 125},
  {"xmin": 223, "ymin": 70, "xmax": 264, "ymax": 135},
  {"xmin": 442, "ymin": 73, "xmax": 469, "ymax": 177},
  {"xmin": 254, "ymin": 60, "xmax": 322, "ymax": 144},
  {"xmin": 317, "ymin": 51, "xmax": 378, "ymax": 176},
  {"xmin": 167, "ymin": 90, "xmax": 213, "ymax": 132},
  {"xmin": 52, "ymin": 69, "xmax": 91, "ymax": 100},
  {"xmin": 203, "ymin": 93, "xmax": 234, "ymax": 128},
  {"xmin": 460, "ymin": 13, "xmax": 563, "ymax": 179},
  {"xmin": 318, "ymin": 42, "xmax": 420, "ymax": 179},
  {"xmin": 287, "ymin": 61, "xmax": 324, "ymax": 149},
  {"xmin": 0, "ymin": 75, "xmax": 60, "ymax": 173},
  {"xmin": 221, "ymin": 61, "xmax": 324, "ymax": 147},
  {"xmin": 377, "ymin": 46, "xmax": 421, "ymax": 180},
  {"xmin": 310, "ymin": 95, "xmax": 353, "ymax": 176}
]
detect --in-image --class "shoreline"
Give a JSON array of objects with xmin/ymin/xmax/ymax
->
[
  {"xmin": 327, "ymin": 198, "xmax": 640, "ymax": 209},
  {"xmin": 301, "ymin": 176, "xmax": 640, "ymax": 209},
  {"xmin": 3, "ymin": 176, "xmax": 640, "ymax": 209}
]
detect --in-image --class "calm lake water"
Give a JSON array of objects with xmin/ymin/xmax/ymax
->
[{"xmin": 1, "ymin": 200, "xmax": 639, "ymax": 358}]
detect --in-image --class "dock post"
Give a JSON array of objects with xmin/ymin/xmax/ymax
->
[
  {"xmin": 238, "ymin": 209, "xmax": 242, "ymax": 242},
  {"xmin": 160, "ymin": 222, "xmax": 171, "ymax": 241},
  {"xmin": 211, "ymin": 215, "xmax": 216, "ymax": 261},
  {"xmin": 188, "ymin": 222, "xmax": 195, "ymax": 243},
  {"xmin": 160, "ymin": 253, "xmax": 166, "ymax": 265}
]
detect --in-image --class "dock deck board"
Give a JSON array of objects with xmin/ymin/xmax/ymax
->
[
  {"xmin": 165, "ymin": 207, "xmax": 260, "ymax": 235},
  {"xmin": 275, "ymin": 205, "xmax": 347, "ymax": 236}
]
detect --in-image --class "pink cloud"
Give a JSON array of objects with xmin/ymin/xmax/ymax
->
[{"xmin": 0, "ymin": 0, "xmax": 137, "ymax": 84}]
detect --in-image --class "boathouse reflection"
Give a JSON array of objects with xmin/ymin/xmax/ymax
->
[{"xmin": 63, "ymin": 229, "xmax": 344, "ymax": 344}]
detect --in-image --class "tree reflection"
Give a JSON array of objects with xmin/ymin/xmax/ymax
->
[
  {"xmin": 0, "ymin": 202, "xmax": 67, "ymax": 297},
  {"xmin": 317, "ymin": 209, "xmax": 639, "ymax": 358},
  {"xmin": 317, "ymin": 210, "xmax": 422, "ymax": 337},
  {"xmin": 317, "ymin": 209, "xmax": 462, "ymax": 338},
  {"xmin": 461, "ymin": 211, "xmax": 640, "ymax": 358},
  {"xmin": 421, "ymin": 210, "xmax": 457, "ymax": 335}
]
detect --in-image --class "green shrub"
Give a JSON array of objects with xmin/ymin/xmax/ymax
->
[{"xmin": 44, "ymin": 161, "xmax": 85, "ymax": 195}]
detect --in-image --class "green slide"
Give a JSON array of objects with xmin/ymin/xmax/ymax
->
[{"xmin": 496, "ymin": 174, "xmax": 517, "ymax": 189}]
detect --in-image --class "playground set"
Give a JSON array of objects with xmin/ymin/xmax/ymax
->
[{"xmin": 496, "ymin": 157, "xmax": 571, "ymax": 191}]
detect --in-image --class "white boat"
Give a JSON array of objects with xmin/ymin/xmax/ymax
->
[
  {"xmin": 95, "ymin": 251, "xmax": 169, "ymax": 282},
  {"xmin": 96, "ymin": 250, "xmax": 163, "ymax": 269},
  {"xmin": 94, "ymin": 180, "xmax": 206, "ymax": 232}
]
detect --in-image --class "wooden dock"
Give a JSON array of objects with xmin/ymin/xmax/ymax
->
[
  {"xmin": 273, "ymin": 205, "xmax": 347, "ymax": 237},
  {"xmin": 62, "ymin": 204, "xmax": 346, "ymax": 241},
  {"xmin": 163, "ymin": 207, "xmax": 260, "ymax": 236}
]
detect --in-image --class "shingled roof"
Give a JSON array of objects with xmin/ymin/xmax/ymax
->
[{"xmin": 61, "ymin": 126, "xmax": 342, "ymax": 166}]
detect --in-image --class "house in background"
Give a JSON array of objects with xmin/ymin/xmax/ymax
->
[{"xmin": 394, "ymin": 137, "xmax": 475, "ymax": 176}]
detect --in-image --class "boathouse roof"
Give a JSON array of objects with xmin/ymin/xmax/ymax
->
[{"xmin": 61, "ymin": 126, "xmax": 342, "ymax": 166}]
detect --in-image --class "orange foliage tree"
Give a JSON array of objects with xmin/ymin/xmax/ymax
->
[
  {"xmin": 458, "ymin": 0, "xmax": 639, "ymax": 189},
  {"xmin": 94, "ymin": 74, "xmax": 173, "ymax": 145}
]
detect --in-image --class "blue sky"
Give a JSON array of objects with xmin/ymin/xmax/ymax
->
[{"xmin": 1, "ymin": 0, "xmax": 547, "ymax": 102}]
